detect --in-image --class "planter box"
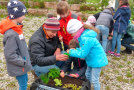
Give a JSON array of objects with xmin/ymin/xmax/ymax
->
[{"xmin": 30, "ymin": 76, "xmax": 91, "ymax": 90}]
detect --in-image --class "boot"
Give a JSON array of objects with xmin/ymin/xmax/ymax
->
[{"xmin": 121, "ymin": 48, "xmax": 132, "ymax": 54}]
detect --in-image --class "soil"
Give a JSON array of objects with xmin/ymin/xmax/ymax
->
[{"xmin": 47, "ymin": 76, "xmax": 83, "ymax": 89}]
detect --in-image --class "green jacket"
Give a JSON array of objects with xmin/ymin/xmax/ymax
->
[{"xmin": 127, "ymin": 23, "xmax": 134, "ymax": 39}]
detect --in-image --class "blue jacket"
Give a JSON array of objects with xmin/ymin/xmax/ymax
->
[
  {"xmin": 113, "ymin": 7, "xmax": 131, "ymax": 34},
  {"xmin": 69, "ymin": 29, "xmax": 108, "ymax": 67}
]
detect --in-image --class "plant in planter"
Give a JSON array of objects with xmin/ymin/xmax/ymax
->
[
  {"xmin": 40, "ymin": 74, "xmax": 49, "ymax": 84},
  {"xmin": 54, "ymin": 79, "xmax": 62, "ymax": 86},
  {"xmin": 63, "ymin": 84, "xmax": 82, "ymax": 90},
  {"xmin": 48, "ymin": 68, "xmax": 60, "ymax": 79}
]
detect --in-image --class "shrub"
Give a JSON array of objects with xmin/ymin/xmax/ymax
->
[{"xmin": 68, "ymin": 0, "xmax": 86, "ymax": 4}]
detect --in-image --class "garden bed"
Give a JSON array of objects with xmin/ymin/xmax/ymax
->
[{"xmin": 30, "ymin": 76, "xmax": 90, "ymax": 90}]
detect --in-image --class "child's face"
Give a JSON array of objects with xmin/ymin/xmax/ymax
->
[
  {"xmin": 60, "ymin": 10, "xmax": 69, "ymax": 18},
  {"xmin": 16, "ymin": 15, "xmax": 25, "ymax": 23},
  {"xmin": 119, "ymin": 0, "xmax": 123, "ymax": 5}
]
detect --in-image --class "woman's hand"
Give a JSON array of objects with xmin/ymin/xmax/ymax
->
[
  {"xmin": 54, "ymin": 48, "xmax": 61, "ymax": 56},
  {"xmin": 56, "ymin": 54, "xmax": 68, "ymax": 61}
]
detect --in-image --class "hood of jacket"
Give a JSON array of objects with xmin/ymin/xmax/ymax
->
[
  {"xmin": 80, "ymin": 29, "xmax": 97, "ymax": 38},
  {"xmin": 102, "ymin": 9, "xmax": 112, "ymax": 15},
  {"xmin": 120, "ymin": 7, "xmax": 131, "ymax": 16},
  {"xmin": 0, "ymin": 17, "xmax": 23, "ymax": 35}
]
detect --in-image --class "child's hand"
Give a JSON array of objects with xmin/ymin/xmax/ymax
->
[
  {"xmin": 70, "ymin": 48, "xmax": 75, "ymax": 49},
  {"xmin": 59, "ymin": 36, "xmax": 63, "ymax": 42},
  {"xmin": 66, "ymin": 49, "xmax": 70, "ymax": 53},
  {"xmin": 108, "ymin": 36, "xmax": 112, "ymax": 40},
  {"xmin": 60, "ymin": 71, "xmax": 65, "ymax": 78},
  {"xmin": 69, "ymin": 74, "xmax": 79, "ymax": 78}
]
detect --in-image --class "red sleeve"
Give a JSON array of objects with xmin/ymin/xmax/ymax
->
[{"xmin": 77, "ymin": 16, "xmax": 82, "ymax": 22}]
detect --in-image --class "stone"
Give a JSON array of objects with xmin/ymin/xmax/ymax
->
[
  {"xmin": 0, "ymin": 9, "xmax": 7, "ymax": 15},
  {"xmin": 70, "ymin": 4, "xmax": 80, "ymax": 11},
  {"xmin": 28, "ymin": 8, "xmax": 47, "ymax": 15},
  {"xmin": 28, "ymin": 1, "xmax": 34, "ymax": 8},
  {"xmin": 44, "ymin": 2, "xmax": 57, "ymax": 9},
  {"xmin": 0, "ymin": 1, "xmax": 8, "ymax": 7},
  {"xmin": 34, "ymin": 2, "xmax": 40, "ymax": 7},
  {"xmin": 47, "ymin": 9, "xmax": 57, "ymax": 16}
]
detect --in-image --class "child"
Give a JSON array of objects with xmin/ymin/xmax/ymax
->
[
  {"xmin": 121, "ymin": 21, "xmax": 134, "ymax": 54},
  {"xmin": 95, "ymin": 8, "xmax": 114, "ymax": 53},
  {"xmin": 0, "ymin": 0, "xmax": 32, "ymax": 90},
  {"xmin": 85, "ymin": 15, "xmax": 96, "ymax": 26},
  {"xmin": 60, "ymin": 39, "xmax": 87, "ymax": 79},
  {"xmin": 56, "ymin": 1, "xmax": 82, "ymax": 71},
  {"xmin": 56, "ymin": 1, "xmax": 82, "ymax": 49},
  {"xmin": 108, "ymin": 0, "xmax": 131, "ymax": 57},
  {"xmin": 66, "ymin": 19, "xmax": 108, "ymax": 90}
]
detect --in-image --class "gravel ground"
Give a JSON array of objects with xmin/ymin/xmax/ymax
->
[{"xmin": 0, "ymin": 16, "xmax": 134, "ymax": 90}]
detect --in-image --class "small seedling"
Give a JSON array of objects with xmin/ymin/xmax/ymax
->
[
  {"xmin": 40, "ymin": 74, "xmax": 49, "ymax": 84},
  {"xmin": 62, "ymin": 84, "xmax": 82, "ymax": 90},
  {"xmin": 54, "ymin": 79, "xmax": 62, "ymax": 86}
]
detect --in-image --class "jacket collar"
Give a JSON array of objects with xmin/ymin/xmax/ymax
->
[
  {"xmin": 41, "ymin": 26, "xmax": 52, "ymax": 43},
  {"xmin": 0, "ymin": 17, "xmax": 23, "ymax": 35}
]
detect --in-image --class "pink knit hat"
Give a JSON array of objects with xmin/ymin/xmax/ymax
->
[
  {"xmin": 86, "ymin": 16, "xmax": 96, "ymax": 25},
  {"xmin": 44, "ymin": 18, "xmax": 60, "ymax": 30}
]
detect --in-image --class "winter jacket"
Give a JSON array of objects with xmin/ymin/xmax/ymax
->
[
  {"xmin": 93, "ymin": 12, "xmax": 100, "ymax": 20},
  {"xmin": 58, "ymin": 12, "xmax": 82, "ymax": 45},
  {"xmin": 123, "ymin": 23, "xmax": 134, "ymax": 39},
  {"xmin": 113, "ymin": 6, "xmax": 131, "ymax": 34},
  {"xmin": 28, "ymin": 25, "xmax": 61, "ymax": 66},
  {"xmin": 0, "ymin": 18, "xmax": 32, "ymax": 77},
  {"xmin": 96, "ymin": 8, "xmax": 113, "ymax": 28},
  {"xmin": 69, "ymin": 29, "xmax": 108, "ymax": 67},
  {"xmin": 62, "ymin": 57, "xmax": 86, "ymax": 77}
]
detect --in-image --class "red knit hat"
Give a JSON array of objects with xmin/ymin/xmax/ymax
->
[{"xmin": 44, "ymin": 18, "xmax": 60, "ymax": 30}]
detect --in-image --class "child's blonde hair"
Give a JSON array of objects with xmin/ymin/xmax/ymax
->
[
  {"xmin": 119, "ymin": 0, "xmax": 129, "ymax": 7},
  {"xmin": 57, "ymin": 1, "xmax": 69, "ymax": 15}
]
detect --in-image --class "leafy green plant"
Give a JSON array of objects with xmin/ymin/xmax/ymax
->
[
  {"xmin": 54, "ymin": 79, "xmax": 62, "ymax": 86},
  {"xmin": 40, "ymin": 74, "xmax": 49, "ymax": 84},
  {"xmin": 48, "ymin": 68, "xmax": 60, "ymax": 79},
  {"xmin": 63, "ymin": 84, "xmax": 82, "ymax": 90},
  {"xmin": 101, "ymin": 0, "xmax": 109, "ymax": 8},
  {"xmin": 40, "ymin": 68, "xmax": 60, "ymax": 84},
  {"xmin": 68, "ymin": 0, "xmax": 86, "ymax": 4}
]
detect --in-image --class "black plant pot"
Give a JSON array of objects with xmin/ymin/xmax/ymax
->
[{"xmin": 30, "ymin": 76, "xmax": 91, "ymax": 90}]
